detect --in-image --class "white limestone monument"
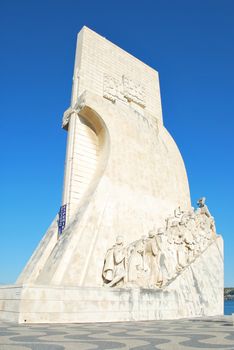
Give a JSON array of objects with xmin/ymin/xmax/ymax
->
[{"xmin": 0, "ymin": 27, "xmax": 223, "ymax": 323}]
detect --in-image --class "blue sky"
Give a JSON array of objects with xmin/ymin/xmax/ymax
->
[{"xmin": 0, "ymin": 0, "xmax": 233, "ymax": 286}]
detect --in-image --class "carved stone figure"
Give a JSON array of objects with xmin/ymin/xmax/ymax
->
[
  {"xmin": 174, "ymin": 206, "xmax": 184, "ymax": 222},
  {"xmin": 62, "ymin": 103, "xmax": 85, "ymax": 129},
  {"xmin": 174, "ymin": 222, "xmax": 186, "ymax": 271},
  {"xmin": 196, "ymin": 197, "xmax": 216, "ymax": 237},
  {"xmin": 144, "ymin": 230, "xmax": 162, "ymax": 288},
  {"xmin": 156, "ymin": 227, "xmax": 173, "ymax": 284},
  {"xmin": 104, "ymin": 235, "xmax": 126, "ymax": 287},
  {"xmin": 127, "ymin": 238, "xmax": 147, "ymax": 286},
  {"xmin": 102, "ymin": 245, "xmax": 115, "ymax": 283},
  {"xmin": 180, "ymin": 216, "xmax": 195, "ymax": 263}
]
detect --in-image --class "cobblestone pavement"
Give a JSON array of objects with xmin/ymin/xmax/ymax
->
[{"xmin": 0, "ymin": 316, "xmax": 233, "ymax": 350}]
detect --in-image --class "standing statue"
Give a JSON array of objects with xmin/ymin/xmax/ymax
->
[
  {"xmin": 102, "ymin": 245, "xmax": 115, "ymax": 283},
  {"xmin": 127, "ymin": 237, "xmax": 147, "ymax": 286},
  {"xmin": 196, "ymin": 197, "xmax": 216, "ymax": 237},
  {"xmin": 186, "ymin": 209, "xmax": 200, "ymax": 257},
  {"xmin": 144, "ymin": 229, "xmax": 162, "ymax": 288},
  {"xmin": 180, "ymin": 216, "xmax": 195, "ymax": 263},
  {"xmin": 156, "ymin": 227, "xmax": 174, "ymax": 284},
  {"xmin": 174, "ymin": 206, "xmax": 184, "ymax": 222},
  {"xmin": 103, "ymin": 235, "xmax": 126, "ymax": 287},
  {"xmin": 174, "ymin": 221, "xmax": 186, "ymax": 271}
]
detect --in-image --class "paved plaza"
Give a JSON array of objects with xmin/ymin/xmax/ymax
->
[{"xmin": 0, "ymin": 316, "xmax": 233, "ymax": 349}]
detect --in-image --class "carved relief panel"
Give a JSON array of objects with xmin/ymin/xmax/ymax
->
[{"xmin": 103, "ymin": 74, "xmax": 146, "ymax": 108}]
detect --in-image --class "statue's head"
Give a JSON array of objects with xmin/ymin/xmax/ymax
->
[
  {"xmin": 197, "ymin": 197, "xmax": 206, "ymax": 207},
  {"xmin": 180, "ymin": 216, "xmax": 188, "ymax": 225},
  {"xmin": 157, "ymin": 227, "xmax": 164, "ymax": 235},
  {"xmin": 116, "ymin": 235, "xmax": 124, "ymax": 245},
  {"xmin": 188, "ymin": 208, "xmax": 195, "ymax": 219},
  {"xmin": 148, "ymin": 230, "xmax": 156, "ymax": 238},
  {"xmin": 174, "ymin": 206, "xmax": 181, "ymax": 217},
  {"xmin": 171, "ymin": 220, "xmax": 178, "ymax": 227}
]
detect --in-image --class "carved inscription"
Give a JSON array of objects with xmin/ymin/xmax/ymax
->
[{"xmin": 103, "ymin": 74, "xmax": 146, "ymax": 107}]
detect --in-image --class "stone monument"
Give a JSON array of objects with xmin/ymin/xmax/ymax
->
[{"xmin": 0, "ymin": 26, "xmax": 223, "ymax": 323}]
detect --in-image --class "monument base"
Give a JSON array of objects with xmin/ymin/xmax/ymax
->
[
  {"xmin": 0, "ymin": 284, "xmax": 177, "ymax": 323},
  {"xmin": 0, "ymin": 237, "xmax": 223, "ymax": 324},
  {"xmin": 0, "ymin": 284, "xmax": 222, "ymax": 324}
]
